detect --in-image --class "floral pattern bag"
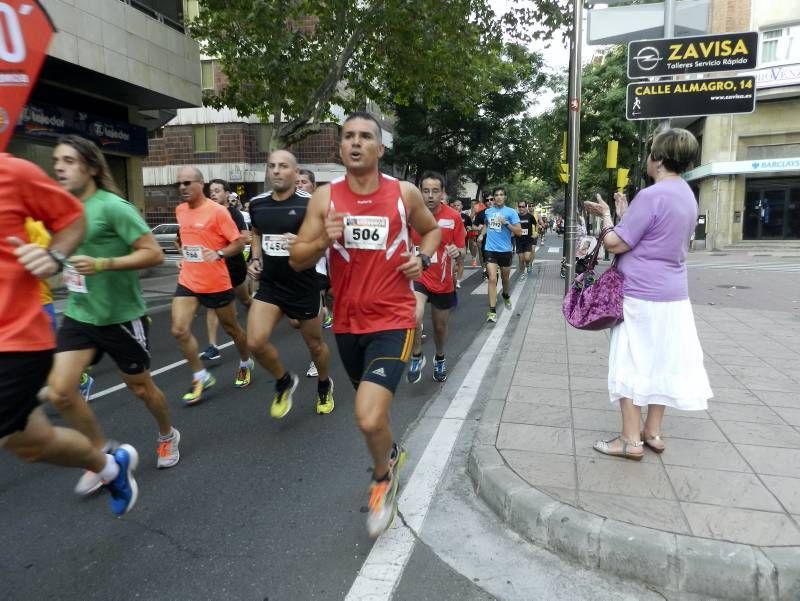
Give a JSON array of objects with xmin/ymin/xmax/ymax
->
[{"xmin": 561, "ymin": 228, "xmax": 624, "ymax": 331}]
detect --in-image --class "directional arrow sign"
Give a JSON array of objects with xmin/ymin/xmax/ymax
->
[
  {"xmin": 628, "ymin": 31, "xmax": 758, "ymax": 79},
  {"xmin": 0, "ymin": 1, "xmax": 55, "ymax": 151},
  {"xmin": 626, "ymin": 75, "xmax": 756, "ymax": 120}
]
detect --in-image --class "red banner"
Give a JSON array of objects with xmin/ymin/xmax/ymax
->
[{"xmin": 0, "ymin": 1, "xmax": 54, "ymax": 151}]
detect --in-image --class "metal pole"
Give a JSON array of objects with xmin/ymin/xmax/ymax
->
[
  {"xmin": 660, "ymin": 0, "xmax": 677, "ymax": 130},
  {"xmin": 563, "ymin": 0, "xmax": 583, "ymax": 293}
]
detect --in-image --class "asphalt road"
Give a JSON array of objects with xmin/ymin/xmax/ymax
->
[{"xmin": 0, "ymin": 263, "xmax": 507, "ymax": 601}]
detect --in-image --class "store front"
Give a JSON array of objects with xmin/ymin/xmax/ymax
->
[{"xmin": 744, "ymin": 178, "xmax": 800, "ymax": 239}]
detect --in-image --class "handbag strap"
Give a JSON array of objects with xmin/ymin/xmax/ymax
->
[{"xmin": 584, "ymin": 226, "xmax": 613, "ymax": 271}]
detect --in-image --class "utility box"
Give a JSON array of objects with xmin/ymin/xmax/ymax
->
[{"xmin": 693, "ymin": 214, "xmax": 707, "ymax": 250}]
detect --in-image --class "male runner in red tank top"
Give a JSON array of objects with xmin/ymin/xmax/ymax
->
[{"xmin": 290, "ymin": 112, "xmax": 441, "ymax": 538}]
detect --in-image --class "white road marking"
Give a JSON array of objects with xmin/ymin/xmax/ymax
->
[
  {"xmin": 89, "ymin": 341, "xmax": 236, "ymax": 400},
  {"xmin": 547, "ymin": 246, "xmax": 560, "ymax": 254},
  {"xmin": 686, "ymin": 261, "xmax": 800, "ymax": 272},
  {"xmin": 344, "ymin": 279, "xmax": 526, "ymax": 601},
  {"xmin": 471, "ymin": 269, "xmax": 517, "ymax": 295}
]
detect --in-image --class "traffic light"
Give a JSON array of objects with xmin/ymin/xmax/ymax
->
[
  {"xmin": 559, "ymin": 163, "xmax": 569, "ymax": 184},
  {"xmin": 606, "ymin": 140, "xmax": 618, "ymax": 169}
]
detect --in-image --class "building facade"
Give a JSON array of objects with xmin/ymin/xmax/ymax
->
[
  {"xmin": 685, "ymin": 0, "xmax": 800, "ymax": 247},
  {"xmin": 8, "ymin": 0, "xmax": 201, "ymax": 210}
]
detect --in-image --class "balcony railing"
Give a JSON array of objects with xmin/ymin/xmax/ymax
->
[{"xmin": 121, "ymin": 0, "xmax": 185, "ymax": 33}]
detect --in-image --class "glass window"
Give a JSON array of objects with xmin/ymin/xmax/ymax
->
[
  {"xmin": 760, "ymin": 26, "xmax": 800, "ymax": 65},
  {"xmin": 201, "ymin": 61, "xmax": 214, "ymax": 91},
  {"xmin": 148, "ymin": 128, "xmax": 164, "ymax": 140},
  {"xmin": 194, "ymin": 125, "xmax": 217, "ymax": 152},
  {"xmin": 183, "ymin": 0, "xmax": 200, "ymax": 21}
]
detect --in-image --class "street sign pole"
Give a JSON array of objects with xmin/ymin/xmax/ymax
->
[
  {"xmin": 660, "ymin": 0, "xmax": 676, "ymax": 130},
  {"xmin": 563, "ymin": 0, "xmax": 584, "ymax": 293}
]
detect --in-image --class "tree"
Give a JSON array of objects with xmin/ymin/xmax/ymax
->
[
  {"xmin": 191, "ymin": 1, "xmax": 501, "ymax": 148},
  {"xmin": 385, "ymin": 43, "xmax": 549, "ymax": 198}
]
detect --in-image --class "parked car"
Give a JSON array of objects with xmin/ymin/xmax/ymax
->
[{"xmin": 151, "ymin": 223, "xmax": 180, "ymax": 254}]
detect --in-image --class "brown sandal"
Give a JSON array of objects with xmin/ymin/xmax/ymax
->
[
  {"xmin": 593, "ymin": 436, "xmax": 644, "ymax": 461},
  {"xmin": 641, "ymin": 432, "xmax": 665, "ymax": 453}
]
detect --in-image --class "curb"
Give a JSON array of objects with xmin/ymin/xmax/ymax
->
[{"xmin": 467, "ymin": 269, "xmax": 800, "ymax": 601}]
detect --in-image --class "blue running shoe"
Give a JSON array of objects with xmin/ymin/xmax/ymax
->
[
  {"xmin": 433, "ymin": 357, "xmax": 447, "ymax": 382},
  {"xmin": 106, "ymin": 444, "xmax": 139, "ymax": 515},
  {"xmin": 199, "ymin": 345, "xmax": 221, "ymax": 361},
  {"xmin": 406, "ymin": 354, "xmax": 426, "ymax": 384},
  {"xmin": 79, "ymin": 372, "xmax": 94, "ymax": 402}
]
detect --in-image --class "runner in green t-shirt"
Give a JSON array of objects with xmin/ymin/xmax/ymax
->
[{"xmin": 44, "ymin": 135, "xmax": 181, "ymax": 496}]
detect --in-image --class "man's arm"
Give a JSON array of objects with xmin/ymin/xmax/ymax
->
[
  {"xmin": 290, "ymin": 185, "xmax": 336, "ymax": 272},
  {"xmin": 10, "ymin": 215, "xmax": 86, "ymax": 279},
  {"xmin": 69, "ymin": 232, "xmax": 163, "ymax": 275}
]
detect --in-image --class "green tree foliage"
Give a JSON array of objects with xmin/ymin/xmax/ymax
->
[
  {"xmin": 386, "ymin": 43, "xmax": 549, "ymax": 198},
  {"xmin": 191, "ymin": 0, "xmax": 501, "ymax": 147},
  {"xmin": 528, "ymin": 45, "xmax": 644, "ymax": 202}
]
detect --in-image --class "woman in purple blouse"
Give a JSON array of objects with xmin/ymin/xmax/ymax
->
[{"xmin": 584, "ymin": 128, "xmax": 712, "ymax": 460}]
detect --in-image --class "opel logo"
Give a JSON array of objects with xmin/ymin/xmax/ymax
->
[{"xmin": 633, "ymin": 46, "xmax": 662, "ymax": 72}]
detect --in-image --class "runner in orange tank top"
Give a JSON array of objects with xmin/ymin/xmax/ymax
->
[{"xmin": 290, "ymin": 112, "xmax": 441, "ymax": 538}]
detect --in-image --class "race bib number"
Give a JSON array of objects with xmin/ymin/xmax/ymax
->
[
  {"xmin": 488, "ymin": 217, "xmax": 503, "ymax": 231},
  {"xmin": 262, "ymin": 234, "xmax": 290, "ymax": 257},
  {"xmin": 182, "ymin": 245, "xmax": 204, "ymax": 262},
  {"xmin": 63, "ymin": 266, "xmax": 87, "ymax": 293},
  {"xmin": 344, "ymin": 216, "xmax": 389, "ymax": 250},
  {"xmin": 520, "ymin": 228, "xmax": 529, "ymax": 236},
  {"xmin": 413, "ymin": 246, "xmax": 438, "ymax": 263}
]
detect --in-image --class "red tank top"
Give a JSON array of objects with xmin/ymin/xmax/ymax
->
[{"xmin": 328, "ymin": 174, "xmax": 416, "ymax": 334}]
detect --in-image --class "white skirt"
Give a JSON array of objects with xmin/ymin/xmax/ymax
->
[{"xmin": 608, "ymin": 296, "xmax": 712, "ymax": 410}]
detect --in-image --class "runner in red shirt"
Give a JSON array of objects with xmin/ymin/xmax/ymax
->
[
  {"xmin": 407, "ymin": 172, "xmax": 466, "ymax": 384},
  {"xmin": 290, "ymin": 112, "xmax": 440, "ymax": 538},
  {"xmin": 0, "ymin": 153, "xmax": 139, "ymax": 515}
]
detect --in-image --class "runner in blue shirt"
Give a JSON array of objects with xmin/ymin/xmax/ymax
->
[{"xmin": 478, "ymin": 187, "xmax": 521, "ymax": 322}]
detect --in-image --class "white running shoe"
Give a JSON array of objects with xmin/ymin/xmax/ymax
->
[
  {"xmin": 75, "ymin": 470, "xmax": 104, "ymax": 495},
  {"xmin": 306, "ymin": 361, "xmax": 319, "ymax": 377},
  {"xmin": 156, "ymin": 428, "xmax": 181, "ymax": 469}
]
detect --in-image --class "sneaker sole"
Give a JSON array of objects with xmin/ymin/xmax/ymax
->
[
  {"xmin": 271, "ymin": 374, "xmax": 299, "ymax": 419},
  {"xmin": 117, "ymin": 443, "xmax": 139, "ymax": 515}
]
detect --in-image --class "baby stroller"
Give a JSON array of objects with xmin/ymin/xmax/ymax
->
[{"xmin": 560, "ymin": 234, "xmax": 598, "ymax": 278}]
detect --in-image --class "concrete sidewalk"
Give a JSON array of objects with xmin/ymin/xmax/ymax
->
[{"xmin": 468, "ymin": 261, "xmax": 800, "ymax": 601}]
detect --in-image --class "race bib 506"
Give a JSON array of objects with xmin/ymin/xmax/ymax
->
[{"xmin": 344, "ymin": 216, "xmax": 389, "ymax": 250}]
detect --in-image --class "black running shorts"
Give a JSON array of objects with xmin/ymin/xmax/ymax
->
[
  {"xmin": 226, "ymin": 255, "xmax": 248, "ymax": 288},
  {"xmin": 0, "ymin": 351, "xmax": 52, "ymax": 438},
  {"xmin": 413, "ymin": 282, "xmax": 457, "ymax": 310},
  {"xmin": 175, "ymin": 283, "xmax": 235, "ymax": 309},
  {"xmin": 516, "ymin": 240, "xmax": 534, "ymax": 254},
  {"xmin": 254, "ymin": 282, "xmax": 320, "ymax": 321},
  {"xmin": 335, "ymin": 329, "xmax": 414, "ymax": 393},
  {"xmin": 484, "ymin": 250, "xmax": 513, "ymax": 268},
  {"xmin": 57, "ymin": 315, "xmax": 151, "ymax": 375}
]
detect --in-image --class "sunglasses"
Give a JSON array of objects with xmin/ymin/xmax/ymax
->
[{"xmin": 175, "ymin": 180, "xmax": 200, "ymax": 187}]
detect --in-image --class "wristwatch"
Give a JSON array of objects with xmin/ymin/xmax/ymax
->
[
  {"xmin": 47, "ymin": 249, "xmax": 67, "ymax": 272},
  {"xmin": 216, "ymin": 250, "xmax": 225, "ymax": 260},
  {"xmin": 419, "ymin": 253, "xmax": 432, "ymax": 271}
]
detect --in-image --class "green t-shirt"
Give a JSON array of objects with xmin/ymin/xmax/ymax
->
[{"xmin": 65, "ymin": 189, "xmax": 150, "ymax": 326}]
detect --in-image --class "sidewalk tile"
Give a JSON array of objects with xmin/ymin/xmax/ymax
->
[
  {"xmin": 516, "ymin": 361, "xmax": 569, "ymax": 377},
  {"xmin": 737, "ymin": 376, "xmax": 795, "ymax": 392},
  {"xmin": 703, "ymin": 363, "xmax": 732, "ymax": 375},
  {"xmin": 708, "ymin": 374, "xmax": 741, "ymax": 389},
  {"xmin": 707, "ymin": 403, "xmax": 781, "ymax": 424},
  {"xmin": 659, "ymin": 406, "xmax": 711, "ymax": 420},
  {"xmin": 772, "ymin": 406, "xmax": 800, "ymax": 426},
  {"xmin": 761, "ymin": 475, "xmax": 800, "ymax": 514},
  {"xmin": 569, "ymin": 376, "xmax": 608, "ymax": 393},
  {"xmin": 507, "ymin": 386, "xmax": 571, "ymax": 407},
  {"xmin": 660, "ymin": 439, "xmax": 752, "ymax": 472},
  {"xmin": 502, "ymin": 402, "xmax": 572, "ymax": 428},
  {"xmin": 513, "ymin": 371, "xmax": 568, "ymax": 389},
  {"xmin": 496, "ymin": 423, "xmax": 573, "ymax": 455},
  {"xmin": 576, "ymin": 456, "xmax": 676, "ymax": 500},
  {"xmin": 737, "ymin": 445, "xmax": 800, "ymax": 478},
  {"xmin": 717, "ymin": 421, "xmax": 800, "ymax": 448},
  {"xmin": 526, "ymin": 354, "xmax": 568, "ymax": 365},
  {"xmin": 578, "ymin": 492, "xmax": 691, "ymax": 534},
  {"xmin": 656, "ymin": 416, "xmax": 726, "ymax": 441},
  {"xmin": 705, "ymin": 353, "xmax": 757, "ymax": 365},
  {"xmin": 538, "ymin": 486, "xmax": 577, "ymax": 505},
  {"xmin": 665, "ymin": 465, "xmax": 783, "ymax": 511},
  {"xmin": 567, "ymin": 364, "xmax": 609, "ymax": 379},
  {"xmin": 709, "ymin": 387, "xmax": 765, "ymax": 405},
  {"xmin": 572, "ymin": 408, "xmax": 626, "ymax": 431},
  {"xmin": 500, "ymin": 449, "xmax": 577, "ymax": 489},
  {"xmin": 754, "ymin": 390, "xmax": 800, "ymax": 409},
  {"xmin": 570, "ymin": 391, "xmax": 616, "ymax": 411},
  {"xmin": 681, "ymin": 503, "xmax": 800, "ymax": 546}
]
